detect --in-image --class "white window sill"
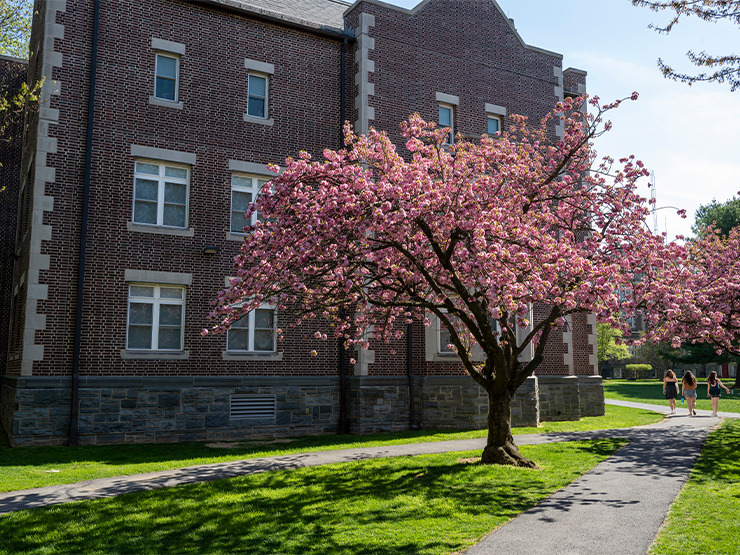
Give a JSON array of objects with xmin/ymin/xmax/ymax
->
[
  {"xmin": 121, "ymin": 350, "xmax": 189, "ymax": 360},
  {"xmin": 149, "ymin": 96, "xmax": 184, "ymax": 110},
  {"xmin": 222, "ymin": 351, "xmax": 283, "ymax": 361},
  {"xmin": 128, "ymin": 222, "xmax": 195, "ymax": 237},
  {"xmin": 225, "ymin": 231, "xmax": 246, "ymax": 242},
  {"xmin": 243, "ymin": 114, "xmax": 274, "ymax": 126},
  {"xmin": 431, "ymin": 352, "xmax": 487, "ymax": 362}
]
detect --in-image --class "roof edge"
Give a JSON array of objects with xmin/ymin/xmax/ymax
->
[
  {"xmin": 187, "ymin": 0, "xmax": 355, "ymax": 40},
  {"xmin": 0, "ymin": 53, "xmax": 29, "ymax": 64},
  {"xmin": 342, "ymin": 0, "xmax": 563, "ymax": 59},
  {"xmin": 564, "ymin": 67, "xmax": 588, "ymax": 76}
]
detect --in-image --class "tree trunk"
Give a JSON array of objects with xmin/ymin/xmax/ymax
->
[{"xmin": 480, "ymin": 388, "xmax": 540, "ymax": 469}]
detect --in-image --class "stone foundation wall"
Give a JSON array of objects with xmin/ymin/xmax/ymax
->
[
  {"xmin": 418, "ymin": 376, "xmax": 539, "ymax": 430},
  {"xmin": 348, "ymin": 376, "xmax": 415, "ymax": 434},
  {"xmin": 537, "ymin": 375, "xmax": 581, "ymax": 421},
  {"xmin": 578, "ymin": 375, "xmax": 605, "ymax": 417},
  {"xmin": 1, "ymin": 376, "xmax": 340, "ymax": 446},
  {"xmin": 1, "ymin": 373, "xmax": 603, "ymax": 446}
]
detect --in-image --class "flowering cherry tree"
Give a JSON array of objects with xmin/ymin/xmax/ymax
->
[
  {"xmin": 646, "ymin": 224, "xmax": 740, "ymax": 356},
  {"xmin": 205, "ymin": 94, "xmax": 688, "ymax": 467}
]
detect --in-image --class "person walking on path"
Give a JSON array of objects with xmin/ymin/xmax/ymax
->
[
  {"xmin": 707, "ymin": 370, "xmax": 730, "ymax": 417},
  {"xmin": 663, "ymin": 370, "xmax": 679, "ymax": 414},
  {"xmin": 682, "ymin": 371, "xmax": 698, "ymax": 416}
]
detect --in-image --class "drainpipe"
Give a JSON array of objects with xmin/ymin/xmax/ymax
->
[
  {"xmin": 69, "ymin": 0, "xmax": 100, "ymax": 447},
  {"xmin": 340, "ymin": 38, "xmax": 347, "ymax": 144},
  {"xmin": 336, "ymin": 39, "xmax": 350, "ymax": 435},
  {"xmin": 407, "ymin": 322, "xmax": 417, "ymax": 429},
  {"xmin": 338, "ymin": 309, "xmax": 349, "ymax": 434}
]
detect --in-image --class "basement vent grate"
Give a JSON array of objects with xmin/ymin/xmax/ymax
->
[{"xmin": 230, "ymin": 394, "xmax": 277, "ymax": 419}]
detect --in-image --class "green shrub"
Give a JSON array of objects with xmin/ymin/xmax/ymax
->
[{"xmin": 625, "ymin": 364, "xmax": 652, "ymax": 380}]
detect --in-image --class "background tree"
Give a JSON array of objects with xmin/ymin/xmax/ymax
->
[
  {"xmin": 0, "ymin": 0, "xmax": 35, "ymax": 200},
  {"xmin": 597, "ymin": 323, "xmax": 631, "ymax": 372},
  {"xmin": 633, "ymin": 340, "xmax": 674, "ymax": 375},
  {"xmin": 206, "ymin": 94, "xmax": 688, "ymax": 468},
  {"xmin": 692, "ymin": 196, "xmax": 740, "ymax": 237},
  {"xmin": 631, "ymin": 0, "xmax": 740, "ymax": 90},
  {"xmin": 0, "ymin": 0, "xmax": 33, "ymax": 59},
  {"xmin": 647, "ymin": 225, "xmax": 740, "ymax": 382}
]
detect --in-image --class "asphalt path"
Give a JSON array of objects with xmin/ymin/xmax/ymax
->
[{"xmin": 465, "ymin": 401, "xmax": 725, "ymax": 555}]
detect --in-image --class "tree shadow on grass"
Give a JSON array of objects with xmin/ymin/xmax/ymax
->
[
  {"xmin": 0, "ymin": 426, "xmax": 487, "ymax": 471},
  {"xmin": 0, "ymin": 440, "xmax": 624, "ymax": 555},
  {"xmin": 689, "ymin": 420, "xmax": 740, "ymax": 485}
]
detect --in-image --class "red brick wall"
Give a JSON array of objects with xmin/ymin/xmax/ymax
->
[
  {"xmin": 0, "ymin": 56, "xmax": 28, "ymax": 376},
  {"xmin": 24, "ymin": 0, "xmax": 345, "ymax": 377},
  {"xmin": 347, "ymin": 0, "xmax": 563, "ymax": 146}
]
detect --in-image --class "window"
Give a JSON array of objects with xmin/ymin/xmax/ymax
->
[
  {"xmin": 438, "ymin": 314, "xmax": 499, "ymax": 354},
  {"xmin": 127, "ymin": 284, "xmax": 186, "ymax": 351},
  {"xmin": 133, "ymin": 160, "xmax": 189, "ymax": 228},
  {"xmin": 439, "ymin": 104, "xmax": 453, "ymax": 144},
  {"xmin": 154, "ymin": 53, "xmax": 179, "ymax": 102},
  {"xmin": 247, "ymin": 74, "xmax": 268, "ymax": 118},
  {"xmin": 227, "ymin": 305, "xmax": 277, "ymax": 353},
  {"xmin": 230, "ymin": 174, "xmax": 269, "ymax": 233},
  {"xmin": 487, "ymin": 115, "xmax": 501, "ymax": 136}
]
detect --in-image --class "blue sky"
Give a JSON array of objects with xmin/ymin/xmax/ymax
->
[{"xmin": 383, "ymin": 0, "xmax": 740, "ymax": 240}]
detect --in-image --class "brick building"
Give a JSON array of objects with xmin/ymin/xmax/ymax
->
[{"xmin": 0, "ymin": 0, "xmax": 603, "ymax": 447}]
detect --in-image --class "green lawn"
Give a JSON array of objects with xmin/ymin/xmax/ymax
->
[
  {"xmin": 604, "ymin": 379, "xmax": 740, "ymax": 413},
  {"xmin": 650, "ymin": 419, "xmax": 740, "ymax": 555},
  {"xmin": 0, "ymin": 404, "xmax": 661, "ymax": 493},
  {"xmin": 0, "ymin": 439, "xmax": 628, "ymax": 555}
]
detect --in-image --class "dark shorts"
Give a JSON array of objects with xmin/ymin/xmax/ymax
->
[{"xmin": 710, "ymin": 395, "xmax": 721, "ymax": 399}]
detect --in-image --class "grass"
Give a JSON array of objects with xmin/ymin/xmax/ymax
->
[
  {"xmin": 650, "ymin": 419, "xmax": 740, "ymax": 554},
  {"xmin": 0, "ymin": 438, "xmax": 628, "ymax": 555},
  {"xmin": 604, "ymin": 379, "xmax": 740, "ymax": 414},
  {"xmin": 0, "ymin": 404, "xmax": 661, "ymax": 493}
]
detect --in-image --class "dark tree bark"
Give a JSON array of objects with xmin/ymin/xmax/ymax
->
[{"xmin": 480, "ymin": 388, "xmax": 539, "ymax": 469}]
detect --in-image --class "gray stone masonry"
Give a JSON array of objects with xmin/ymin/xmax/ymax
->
[
  {"xmin": 417, "ymin": 376, "xmax": 539, "ymax": 430},
  {"xmin": 578, "ymin": 375, "xmax": 605, "ymax": 417},
  {"xmin": 1, "ymin": 373, "xmax": 603, "ymax": 446},
  {"xmin": 348, "ymin": 377, "xmax": 416, "ymax": 434},
  {"xmin": 1, "ymin": 376, "xmax": 340, "ymax": 446},
  {"xmin": 538, "ymin": 375, "xmax": 581, "ymax": 421}
]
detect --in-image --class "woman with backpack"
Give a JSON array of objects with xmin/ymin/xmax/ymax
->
[{"xmin": 707, "ymin": 371, "xmax": 731, "ymax": 417}]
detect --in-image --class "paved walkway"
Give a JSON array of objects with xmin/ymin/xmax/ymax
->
[
  {"xmin": 466, "ymin": 400, "xmax": 728, "ymax": 555},
  {"xmin": 0, "ymin": 399, "xmax": 731, "ymax": 555}
]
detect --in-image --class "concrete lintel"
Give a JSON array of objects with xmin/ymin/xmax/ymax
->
[
  {"xmin": 228, "ymin": 160, "xmax": 277, "ymax": 176},
  {"xmin": 124, "ymin": 269, "xmax": 193, "ymax": 286},
  {"xmin": 130, "ymin": 144, "xmax": 196, "ymax": 165},
  {"xmin": 244, "ymin": 58, "xmax": 275, "ymax": 75},
  {"xmin": 151, "ymin": 37, "xmax": 186, "ymax": 55},
  {"xmin": 484, "ymin": 103, "xmax": 506, "ymax": 116},
  {"xmin": 436, "ymin": 92, "xmax": 459, "ymax": 106}
]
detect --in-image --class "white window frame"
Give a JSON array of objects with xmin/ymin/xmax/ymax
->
[
  {"xmin": 226, "ymin": 304, "xmax": 277, "ymax": 353},
  {"xmin": 230, "ymin": 174, "xmax": 270, "ymax": 234},
  {"xmin": 486, "ymin": 115, "xmax": 501, "ymax": 136},
  {"xmin": 126, "ymin": 284, "xmax": 186, "ymax": 352},
  {"xmin": 437, "ymin": 311, "xmax": 499, "ymax": 355},
  {"xmin": 132, "ymin": 159, "xmax": 190, "ymax": 229},
  {"xmin": 438, "ymin": 103, "xmax": 454, "ymax": 145},
  {"xmin": 154, "ymin": 53, "xmax": 180, "ymax": 102},
  {"xmin": 247, "ymin": 73, "xmax": 269, "ymax": 119}
]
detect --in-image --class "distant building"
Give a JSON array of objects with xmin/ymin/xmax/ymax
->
[{"xmin": 0, "ymin": 0, "xmax": 601, "ymax": 447}]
